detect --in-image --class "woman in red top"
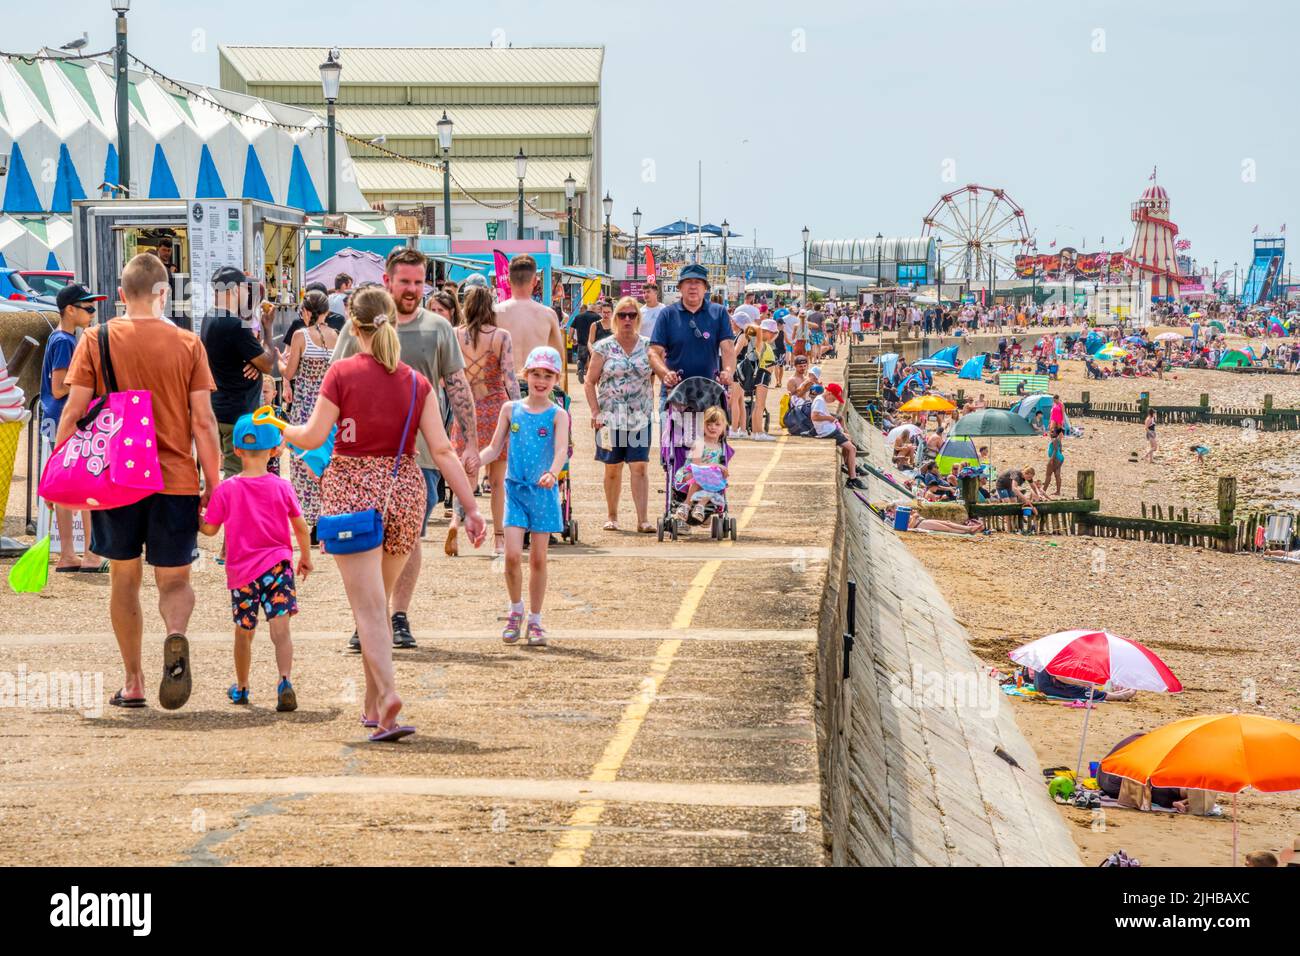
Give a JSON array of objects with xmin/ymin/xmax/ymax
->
[{"xmin": 285, "ymin": 287, "xmax": 486, "ymax": 741}]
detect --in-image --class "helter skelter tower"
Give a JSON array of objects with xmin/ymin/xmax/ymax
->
[{"xmin": 1127, "ymin": 175, "xmax": 1183, "ymax": 300}]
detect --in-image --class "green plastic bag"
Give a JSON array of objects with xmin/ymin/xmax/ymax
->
[{"xmin": 8, "ymin": 535, "xmax": 51, "ymax": 594}]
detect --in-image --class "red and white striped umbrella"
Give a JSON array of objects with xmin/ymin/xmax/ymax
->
[
  {"xmin": 1010, "ymin": 629, "xmax": 1182, "ymax": 693},
  {"xmin": 1010, "ymin": 630, "xmax": 1182, "ymax": 780}
]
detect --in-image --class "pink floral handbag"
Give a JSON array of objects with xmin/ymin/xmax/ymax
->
[{"xmin": 38, "ymin": 322, "xmax": 164, "ymax": 510}]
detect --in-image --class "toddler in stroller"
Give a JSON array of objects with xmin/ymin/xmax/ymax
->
[{"xmin": 658, "ymin": 378, "xmax": 737, "ymax": 541}]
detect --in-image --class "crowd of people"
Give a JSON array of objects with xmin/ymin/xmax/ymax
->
[{"xmin": 44, "ymin": 252, "xmax": 856, "ymax": 744}]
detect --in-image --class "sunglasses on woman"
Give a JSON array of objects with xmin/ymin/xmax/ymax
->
[{"xmin": 616, "ymin": 311, "xmax": 638, "ymax": 319}]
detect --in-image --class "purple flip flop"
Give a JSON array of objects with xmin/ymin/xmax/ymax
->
[
  {"xmin": 360, "ymin": 713, "xmax": 378, "ymax": 728},
  {"xmin": 368, "ymin": 724, "xmax": 415, "ymax": 743}
]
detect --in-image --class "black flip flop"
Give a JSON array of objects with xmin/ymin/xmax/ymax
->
[
  {"xmin": 109, "ymin": 689, "xmax": 146, "ymax": 708},
  {"xmin": 158, "ymin": 633, "xmax": 192, "ymax": 710},
  {"xmin": 55, "ymin": 566, "xmax": 81, "ymax": 574},
  {"xmin": 78, "ymin": 561, "xmax": 110, "ymax": 574}
]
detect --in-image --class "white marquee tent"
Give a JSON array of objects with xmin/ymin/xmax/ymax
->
[{"xmin": 0, "ymin": 52, "xmax": 368, "ymax": 270}]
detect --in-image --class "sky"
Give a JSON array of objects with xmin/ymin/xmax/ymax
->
[{"xmin": 8, "ymin": 0, "xmax": 1296, "ymax": 280}]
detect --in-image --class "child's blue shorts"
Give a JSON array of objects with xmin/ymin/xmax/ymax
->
[{"xmin": 504, "ymin": 479, "xmax": 563, "ymax": 533}]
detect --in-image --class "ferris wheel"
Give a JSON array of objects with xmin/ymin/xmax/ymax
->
[{"xmin": 921, "ymin": 184, "xmax": 1031, "ymax": 282}]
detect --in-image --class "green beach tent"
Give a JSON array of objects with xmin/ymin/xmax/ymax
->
[
  {"xmin": 935, "ymin": 437, "xmax": 980, "ymax": 477},
  {"xmin": 1217, "ymin": 349, "xmax": 1253, "ymax": 369}
]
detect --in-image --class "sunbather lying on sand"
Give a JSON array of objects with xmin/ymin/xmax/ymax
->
[{"xmin": 908, "ymin": 513, "xmax": 984, "ymax": 534}]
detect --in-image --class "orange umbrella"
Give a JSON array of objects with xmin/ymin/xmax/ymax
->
[
  {"xmin": 1100, "ymin": 714, "xmax": 1300, "ymax": 865},
  {"xmin": 898, "ymin": 395, "xmax": 956, "ymax": 413}
]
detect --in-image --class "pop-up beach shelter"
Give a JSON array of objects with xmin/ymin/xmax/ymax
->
[
  {"xmin": 958, "ymin": 354, "xmax": 986, "ymax": 380},
  {"xmin": 934, "ymin": 437, "xmax": 979, "ymax": 476},
  {"xmin": 1217, "ymin": 349, "xmax": 1253, "ymax": 369}
]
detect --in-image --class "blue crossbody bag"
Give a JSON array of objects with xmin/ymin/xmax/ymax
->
[{"xmin": 317, "ymin": 373, "xmax": 418, "ymax": 555}]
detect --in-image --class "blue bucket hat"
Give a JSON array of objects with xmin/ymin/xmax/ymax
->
[{"xmin": 677, "ymin": 263, "xmax": 709, "ymax": 286}]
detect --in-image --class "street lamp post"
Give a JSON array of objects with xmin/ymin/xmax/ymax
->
[
  {"xmin": 564, "ymin": 173, "xmax": 576, "ymax": 268},
  {"xmin": 437, "ymin": 111, "xmax": 453, "ymax": 238},
  {"xmin": 602, "ymin": 192, "xmax": 613, "ymax": 283},
  {"xmin": 515, "ymin": 148, "xmax": 527, "ymax": 239},
  {"xmin": 563, "ymin": 172, "xmax": 577, "ymax": 308},
  {"xmin": 632, "ymin": 207, "xmax": 642, "ymax": 282},
  {"xmin": 720, "ymin": 218, "xmax": 729, "ymax": 305},
  {"xmin": 801, "ymin": 226, "xmax": 811, "ymax": 307},
  {"xmin": 112, "ymin": 0, "xmax": 131, "ymax": 195},
  {"xmin": 875, "ymin": 231, "xmax": 883, "ymax": 292},
  {"xmin": 1234, "ymin": 261, "xmax": 1239, "ymax": 300},
  {"xmin": 319, "ymin": 51, "xmax": 342, "ymax": 216}
]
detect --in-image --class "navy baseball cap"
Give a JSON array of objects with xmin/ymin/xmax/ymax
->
[
  {"xmin": 677, "ymin": 263, "xmax": 709, "ymax": 286},
  {"xmin": 232, "ymin": 413, "xmax": 281, "ymax": 451},
  {"xmin": 211, "ymin": 265, "xmax": 254, "ymax": 286},
  {"xmin": 55, "ymin": 283, "xmax": 106, "ymax": 311}
]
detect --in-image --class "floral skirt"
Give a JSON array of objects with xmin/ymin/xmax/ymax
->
[{"xmin": 319, "ymin": 454, "xmax": 426, "ymax": 556}]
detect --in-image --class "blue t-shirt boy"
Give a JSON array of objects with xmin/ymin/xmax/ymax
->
[{"xmin": 39, "ymin": 328, "xmax": 78, "ymax": 435}]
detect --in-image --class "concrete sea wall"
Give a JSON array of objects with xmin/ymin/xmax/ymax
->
[{"xmin": 813, "ymin": 410, "xmax": 1080, "ymax": 866}]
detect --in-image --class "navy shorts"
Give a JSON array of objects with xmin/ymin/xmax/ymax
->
[
  {"xmin": 595, "ymin": 425, "xmax": 651, "ymax": 465},
  {"xmin": 90, "ymin": 493, "xmax": 200, "ymax": 567},
  {"xmin": 231, "ymin": 559, "xmax": 298, "ymax": 630}
]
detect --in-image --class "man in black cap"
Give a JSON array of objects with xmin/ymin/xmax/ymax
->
[
  {"xmin": 201, "ymin": 266, "xmax": 277, "ymax": 479},
  {"xmin": 648, "ymin": 262, "xmax": 735, "ymax": 391},
  {"xmin": 42, "ymin": 283, "xmax": 108, "ymax": 571}
]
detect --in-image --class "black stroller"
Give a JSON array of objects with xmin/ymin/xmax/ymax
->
[{"xmin": 657, "ymin": 377, "xmax": 736, "ymax": 542}]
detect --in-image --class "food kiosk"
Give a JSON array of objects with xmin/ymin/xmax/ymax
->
[{"xmin": 71, "ymin": 198, "xmax": 308, "ymax": 335}]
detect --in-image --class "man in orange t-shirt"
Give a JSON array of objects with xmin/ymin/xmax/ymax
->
[{"xmin": 58, "ymin": 253, "xmax": 220, "ymax": 711}]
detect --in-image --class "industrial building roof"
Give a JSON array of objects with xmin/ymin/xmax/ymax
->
[
  {"xmin": 220, "ymin": 46, "xmax": 605, "ymax": 87},
  {"xmin": 333, "ymin": 104, "xmax": 597, "ymax": 139},
  {"xmin": 353, "ymin": 157, "xmax": 590, "ymax": 194}
]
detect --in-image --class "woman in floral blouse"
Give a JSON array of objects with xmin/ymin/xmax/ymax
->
[{"xmin": 583, "ymin": 295, "xmax": 655, "ymax": 532}]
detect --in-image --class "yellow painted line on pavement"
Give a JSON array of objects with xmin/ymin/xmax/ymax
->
[{"xmin": 548, "ymin": 436, "xmax": 789, "ymax": 866}]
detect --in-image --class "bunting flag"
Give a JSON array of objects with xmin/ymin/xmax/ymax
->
[
  {"xmin": 1149, "ymin": 166, "xmax": 1157, "ymax": 182},
  {"xmin": 581, "ymin": 277, "xmax": 601, "ymax": 306},
  {"xmin": 644, "ymin": 245, "xmax": 656, "ymax": 282},
  {"xmin": 1252, "ymin": 224, "xmax": 1259, "ymax": 234},
  {"xmin": 1282, "ymin": 223, "xmax": 1287, "ymax": 234},
  {"xmin": 493, "ymin": 249, "xmax": 512, "ymax": 300},
  {"xmin": 1049, "ymin": 239, "xmax": 1056, "ymax": 248}
]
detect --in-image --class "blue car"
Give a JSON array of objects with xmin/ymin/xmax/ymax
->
[{"xmin": 0, "ymin": 268, "xmax": 39, "ymax": 303}]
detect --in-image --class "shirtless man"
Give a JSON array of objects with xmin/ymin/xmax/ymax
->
[{"xmin": 494, "ymin": 254, "xmax": 568, "ymax": 392}]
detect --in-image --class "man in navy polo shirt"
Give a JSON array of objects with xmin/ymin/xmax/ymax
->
[{"xmin": 649, "ymin": 263, "xmax": 736, "ymax": 393}]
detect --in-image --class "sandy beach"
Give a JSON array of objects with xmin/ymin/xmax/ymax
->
[{"xmin": 901, "ymin": 351, "xmax": 1300, "ymax": 866}]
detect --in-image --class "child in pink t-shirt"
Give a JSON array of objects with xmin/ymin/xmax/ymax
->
[{"xmin": 200, "ymin": 414, "xmax": 312, "ymax": 711}]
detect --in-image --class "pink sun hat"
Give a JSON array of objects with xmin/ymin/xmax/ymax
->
[{"xmin": 523, "ymin": 346, "xmax": 563, "ymax": 375}]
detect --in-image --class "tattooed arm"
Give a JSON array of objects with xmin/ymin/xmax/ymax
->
[
  {"xmin": 501, "ymin": 331, "xmax": 521, "ymax": 401},
  {"xmin": 444, "ymin": 368, "xmax": 480, "ymax": 473}
]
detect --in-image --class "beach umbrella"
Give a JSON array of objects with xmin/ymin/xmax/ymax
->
[
  {"xmin": 951, "ymin": 408, "xmax": 1038, "ymax": 437},
  {"xmin": 886, "ymin": 423, "xmax": 923, "ymax": 446},
  {"xmin": 1210, "ymin": 320, "xmax": 1227, "ymax": 332},
  {"xmin": 898, "ymin": 395, "xmax": 956, "ymax": 413},
  {"xmin": 1189, "ymin": 311, "xmax": 1203, "ymax": 319},
  {"xmin": 1099, "ymin": 345, "xmax": 1129, "ymax": 359},
  {"xmin": 1011, "ymin": 629, "xmax": 1182, "ymax": 779},
  {"xmin": 1101, "ymin": 714, "xmax": 1300, "ymax": 865},
  {"xmin": 1154, "ymin": 332, "xmax": 1183, "ymax": 343}
]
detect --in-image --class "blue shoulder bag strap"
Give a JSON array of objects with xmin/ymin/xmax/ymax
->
[{"xmin": 381, "ymin": 372, "xmax": 420, "ymax": 515}]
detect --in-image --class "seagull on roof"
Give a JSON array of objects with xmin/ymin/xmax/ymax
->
[{"xmin": 60, "ymin": 32, "xmax": 89, "ymax": 52}]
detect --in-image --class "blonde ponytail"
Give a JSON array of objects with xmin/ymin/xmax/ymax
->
[{"xmin": 349, "ymin": 286, "xmax": 401, "ymax": 373}]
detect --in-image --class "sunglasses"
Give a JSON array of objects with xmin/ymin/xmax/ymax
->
[{"xmin": 616, "ymin": 311, "xmax": 638, "ymax": 319}]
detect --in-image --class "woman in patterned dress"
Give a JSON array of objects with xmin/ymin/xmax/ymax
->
[
  {"xmin": 583, "ymin": 296, "xmax": 655, "ymax": 532},
  {"xmin": 280, "ymin": 289, "xmax": 337, "ymax": 537},
  {"xmin": 447, "ymin": 285, "xmax": 518, "ymax": 556}
]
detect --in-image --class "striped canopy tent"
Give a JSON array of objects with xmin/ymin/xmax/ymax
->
[
  {"xmin": 0, "ymin": 51, "xmax": 367, "ymax": 264},
  {"xmin": 0, "ymin": 214, "xmax": 73, "ymax": 271}
]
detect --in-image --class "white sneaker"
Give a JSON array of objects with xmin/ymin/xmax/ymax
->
[{"xmin": 751, "ymin": 432, "xmax": 776, "ymax": 442}]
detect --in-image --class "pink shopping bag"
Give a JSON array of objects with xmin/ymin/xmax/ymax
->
[{"xmin": 38, "ymin": 324, "xmax": 164, "ymax": 510}]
